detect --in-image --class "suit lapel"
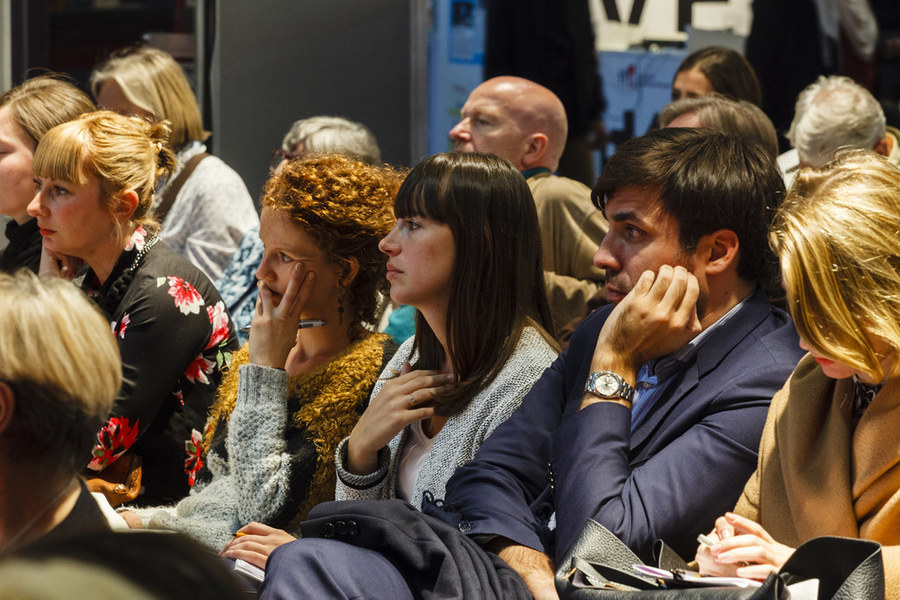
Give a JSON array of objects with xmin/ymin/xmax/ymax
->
[{"xmin": 629, "ymin": 288, "xmax": 774, "ymax": 455}]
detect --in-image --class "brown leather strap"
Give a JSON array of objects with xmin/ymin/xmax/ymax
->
[{"xmin": 155, "ymin": 152, "xmax": 209, "ymax": 224}]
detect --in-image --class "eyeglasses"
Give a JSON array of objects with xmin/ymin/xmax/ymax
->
[{"xmin": 269, "ymin": 148, "xmax": 304, "ymax": 171}]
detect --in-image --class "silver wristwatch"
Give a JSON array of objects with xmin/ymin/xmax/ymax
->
[{"xmin": 584, "ymin": 371, "xmax": 635, "ymax": 403}]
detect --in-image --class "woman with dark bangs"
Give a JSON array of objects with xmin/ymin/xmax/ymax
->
[
  {"xmin": 671, "ymin": 46, "xmax": 762, "ymax": 107},
  {"xmin": 223, "ymin": 152, "xmax": 559, "ymax": 571}
]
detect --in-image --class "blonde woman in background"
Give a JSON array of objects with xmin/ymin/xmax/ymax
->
[
  {"xmin": 697, "ymin": 150, "xmax": 900, "ymax": 599},
  {"xmin": 29, "ymin": 110, "xmax": 239, "ymax": 506},
  {"xmin": 91, "ymin": 46, "xmax": 258, "ymax": 280},
  {"xmin": 0, "ymin": 74, "xmax": 94, "ymax": 274},
  {"xmin": 0, "ymin": 271, "xmax": 121, "ymax": 553}
]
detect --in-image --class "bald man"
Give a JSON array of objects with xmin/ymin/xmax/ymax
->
[{"xmin": 449, "ymin": 76, "xmax": 608, "ymax": 331}]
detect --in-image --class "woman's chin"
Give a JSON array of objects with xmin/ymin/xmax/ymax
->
[
  {"xmin": 816, "ymin": 359, "xmax": 855, "ymax": 380},
  {"xmin": 388, "ymin": 289, "xmax": 408, "ymax": 307}
]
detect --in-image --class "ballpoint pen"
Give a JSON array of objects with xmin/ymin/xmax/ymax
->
[{"xmin": 240, "ymin": 318, "xmax": 327, "ymax": 334}]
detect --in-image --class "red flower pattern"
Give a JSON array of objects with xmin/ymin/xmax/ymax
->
[
  {"xmin": 166, "ymin": 276, "xmax": 204, "ymax": 315},
  {"xmin": 185, "ymin": 428, "xmax": 205, "ymax": 486},
  {"xmin": 116, "ymin": 313, "xmax": 131, "ymax": 339},
  {"xmin": 206, "ymin": 301, "xmax": 230, "ymax": 350},
  {"xmin": 184, "ymin": 354, "xmax": 216, "ymax": 385},
  {"xmin": 82, "ymin": 229, "xmax": 239, "ymax": 497},
  {"xmin": 124, "ymin": 225, "xmax": 147, "ymax": 252},
  {"xmin": 87, "ymin": 416, "xmax": 140, "ymax": 471}
]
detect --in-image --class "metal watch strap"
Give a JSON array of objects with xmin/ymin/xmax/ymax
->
[{"xmin": 584, "ymin": 371, "xmax": 636, "ymax": 403}]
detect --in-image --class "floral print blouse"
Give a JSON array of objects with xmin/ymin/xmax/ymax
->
[{"xmin": 84, "ymin": 226, "xmax": 239, "ymax": 505}]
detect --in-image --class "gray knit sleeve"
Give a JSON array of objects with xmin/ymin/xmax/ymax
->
[
  {"xmin": 227, "ymin": 363, "xmax": 294, "ymax": 525},
  {"xmin": 333, "ymin": 436, "xmax": 392, "ymax": 501},
  {"xmin": 146, "ymin": 449, "xmax": 242, "ymax": 550},
  {"xmin": 331, "ymin": 337, "xmax": 416, "ymax": 502}
]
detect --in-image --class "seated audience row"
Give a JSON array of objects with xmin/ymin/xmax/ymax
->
[
  {"xmin": 259, "ymin": 139, "xmax": 900, "ymax": 600},
  {"xmin": 2, "ymin": 57, "xmax": 899, "ymax": 600},
  {"xmin": 259, "ymin": 128, "xmax": 805, "ymax": 598}
]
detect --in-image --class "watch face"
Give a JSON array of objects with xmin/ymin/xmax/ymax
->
[{"xmin": 596, "ymin": 373, "xmax": 619, "ymax": 396}]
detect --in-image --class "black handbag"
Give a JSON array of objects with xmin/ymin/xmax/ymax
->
[
  {"xmin": 555, "ymin": 519, "xmax": 884, "ymax": 600},
  {"xmin": 779, "ymin": 535, "xmax": 884, "ymax": 600}
]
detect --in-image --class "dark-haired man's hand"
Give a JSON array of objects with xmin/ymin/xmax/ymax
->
[{"xmin": 583, "ymin": 265, "xmax": 701, "ymax": 409}]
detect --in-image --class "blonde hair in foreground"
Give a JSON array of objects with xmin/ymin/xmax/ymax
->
[
  {"xmin": 0, "ymin": 271, "xmax": 121, "ymax": 403},
  {"xmin": 90, "ymin": 46, "xmax": 209, "ymax": 149},
  {"xmin": 771, "ymin": 150, "xmax": 900, "ymax": 381},
  {"xmin": 32, "ymin": 110, "xmax": 177, "ymax": 238},
  {"xmin": 0, "ymin": 271, "xmax": 121, "ymax": 473}
]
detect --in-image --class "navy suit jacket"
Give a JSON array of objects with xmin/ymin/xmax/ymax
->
[{"xmin": 438, "ymin": 287, "xmax": 804, "ymax": 563}]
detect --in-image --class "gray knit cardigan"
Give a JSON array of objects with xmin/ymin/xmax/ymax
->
[
  {"xmin": 334, "ymin": 326, "xmax": 558, "ymax": 508},
  {"xmin": 144, "ymin": 334, "xmax": 392, "ymax": 550}
]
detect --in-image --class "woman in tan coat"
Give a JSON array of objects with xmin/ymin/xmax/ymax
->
[{"xmin": 696, "ymin": 150, "xmax": 900, "ymax": 599}]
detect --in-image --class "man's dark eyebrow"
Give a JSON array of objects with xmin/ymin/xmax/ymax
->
[{"xmin": 609, "ymin": 210, "xmax": 640, "ymax": 223}]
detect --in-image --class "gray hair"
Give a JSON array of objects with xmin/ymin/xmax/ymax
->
[
  {"xmin": 281, "ymin": 116, "xmax": 381, "ymax": 165},
  {"xmin": 788, "ymin": 75, "xmax": 886, "ymax": 168},
  {"xmin": 660, "ymin": 94, "xmax": 779, "ymax": 158}
]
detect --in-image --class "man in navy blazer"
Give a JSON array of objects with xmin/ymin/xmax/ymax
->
[
  {"xmin": 259, "ymin": 128, "xmax": 804, "ymax": 600},
  {"xmin": 435, "ymin": 128, "xmax": 804, "ymax": 598}
]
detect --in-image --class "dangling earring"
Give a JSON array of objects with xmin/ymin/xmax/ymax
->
[{"xmin": 337, "ymin": 287, "xmax": 345, "ymax": 326}]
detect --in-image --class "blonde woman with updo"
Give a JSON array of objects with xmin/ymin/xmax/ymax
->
[
  {"xmin": 28, "ymin": 110, "xmax": 239, "ymax": 506},
  {"xmin": 696, "ymin": 150, "xmax": 900, "ymax": 598}
]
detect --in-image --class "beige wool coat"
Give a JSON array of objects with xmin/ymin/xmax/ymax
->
[{"xmin": 735, "ymin": 354, "xmax": 900, "ymax": 598}]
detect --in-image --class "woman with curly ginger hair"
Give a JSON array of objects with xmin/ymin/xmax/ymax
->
[{"xmin": 139, "ymin": 153, "xmax": 402, "ymax": 552}]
